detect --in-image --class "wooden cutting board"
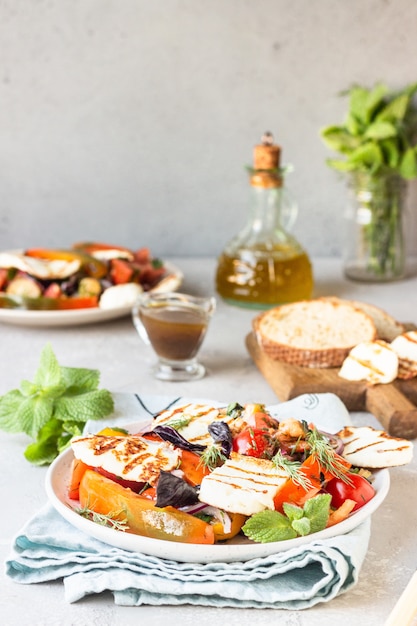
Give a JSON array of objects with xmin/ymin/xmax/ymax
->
[{"xmin": 246, "ymin": 332, "xmax": 417, "ymax": 440}]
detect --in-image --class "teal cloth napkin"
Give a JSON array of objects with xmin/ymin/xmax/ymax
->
[{"xmin": 6, "ymin": 504, "xmax": 370, "ymax": 609}]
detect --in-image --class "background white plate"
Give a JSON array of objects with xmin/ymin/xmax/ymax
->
[
  {"xmin": 45, "ymin": 422, "xmax": 390, "ymax": 563},
  {"xmin": 0, "ymin": 261, "xmax": 183, "ymax": 327}
]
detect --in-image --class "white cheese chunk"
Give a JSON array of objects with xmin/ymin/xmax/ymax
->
[
  {"xmin": 71, "ymin": 433, "xmax": 179, "ymax": 485},
  {"xmin": 198, "ymin": 453, "xmax": 288, "ymax": 515},
  {"xmin": 337, "ymin": 426, "xmax": 413, "ymax": 468},
  {"xmin": 338, "ymin": 340, "xmax": 398, "ymax": 384},
  {"xmin": 390, "ymin": 331, "xmax": 417, "ymax": 380},
  {"xmin": 99, "ymin": 283, "xmax": 143, "ymax": 309},
  {"xmin": 152, "ymin": 403, "xmax": 239, "ymax": 446}
]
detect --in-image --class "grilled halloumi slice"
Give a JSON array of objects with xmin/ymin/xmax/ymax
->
[
  {"xmin": 338, "ymin": 340, "xmax": 398, "ymax": 384},
  {"xmin": 71, "ymin": 433, "xmax": 180, "ymax": 486},
  {"xmin": 151, "ymin": 402, "xmax": 242, "ymax": 446},
  {"xmin": 198, "ymin": 453, "xmax": 288, "ymax": 516},
  {"xmin": 390, "ymin": 331, "xmax": 417, "ymax": 380},
  {"xmin": 337, "ymin": 426, "xmax": 413, "ymax": 468},
  {"xmin": 0, "ymin": 251, "xmax": 81, "ymax": 280}
]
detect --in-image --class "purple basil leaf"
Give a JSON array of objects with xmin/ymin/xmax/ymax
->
[
  {"xmin": 208, "ymin": 421, "xmax": 233, "ymax": 457},
  {"xmin": 150, "ymin": 425, "xmax": 206, "ymax": 454},
  {"xmin": 155, "ymin": 470, "xmax": 200, "ymax": 508}
]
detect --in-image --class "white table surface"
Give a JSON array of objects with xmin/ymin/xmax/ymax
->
[{"xmin": 1, "ymin": 257, "xmax": 416, "ymax": 626}]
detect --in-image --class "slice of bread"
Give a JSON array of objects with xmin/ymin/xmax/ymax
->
[
  {"xmin": 253, "ymin": 298, "xmax": 377, "ymax": 368},
  {"xmin": 322, "ymin": 297, "xmax": 404, "ymax": 342}
]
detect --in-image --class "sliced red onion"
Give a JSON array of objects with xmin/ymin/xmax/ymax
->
[{"xmin": 180, "ymin": 503, "xmax": 232, "ymax": 534}]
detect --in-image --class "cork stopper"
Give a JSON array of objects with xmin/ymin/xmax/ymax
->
[{"xmin": 253, "ymin": 132, "xmax": 281, "ymax": 170}]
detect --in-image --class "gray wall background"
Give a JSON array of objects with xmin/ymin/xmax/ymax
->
[{"xmin": 1, "ymin": 0, "xmax": 416, "ymax": 259}]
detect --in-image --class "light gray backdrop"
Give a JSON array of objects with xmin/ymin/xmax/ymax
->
[{"xmin": 0, "ymin": 0, "xmax": 416, "ymax": 259}]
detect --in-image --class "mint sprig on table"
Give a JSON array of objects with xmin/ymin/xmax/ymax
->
[
  {"xmin": 242, "ymin": 494, "xmax": 332, "ymax": 543},
  {"xmin": 0, "ymin": 343, "xmax": 114, "ymax": 465}
]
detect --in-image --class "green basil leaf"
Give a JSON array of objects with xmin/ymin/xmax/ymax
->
[
  {"xmin": 376, "ymin": 93, "xmax": 409, "ymax": 123},
  {"xmin": 399, "ymin": 148, "xmax": 417, "ymax": 180},
  {"xmin": 347, "ymin": 142, "xmax": 383, "ymax": 171},
  {"xmin": 320, "ymin": 126, "xmax": 360, "ymax": 152},
  {"xmin": 365, "ymin": 121, "xmax": 397, "ymax": 140}
]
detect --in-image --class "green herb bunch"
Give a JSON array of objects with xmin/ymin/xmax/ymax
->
[
  {"xmin": 0, "ymin": 343, "xmax": 114, "ymax": 465},
  {"xmin": 320, "ymin": 81, "xmax": 417, "ymax": 280},
  {"xmin": 320, "ymin": 81, "xmax": 417, "ymax": 179}
]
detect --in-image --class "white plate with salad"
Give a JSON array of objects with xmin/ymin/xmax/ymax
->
[
  {"xmin": 0, "ymin": 245, "xmax": 183, "ymax": 327},
  {"xmin": 45, "ymin": 417, "xmax": 391, "ymax": 564}
]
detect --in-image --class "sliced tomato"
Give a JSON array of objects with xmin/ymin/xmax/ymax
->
[
  {"xmin": 94, "ymin": 466, "xmax": 147, "ymax": 493},
  {"xmin": 110, "ymin": 258, "xmax": 134, "ymax": 284},
  {"xmin": 133, "ymin": 247, "xmax": 152, "ymax": 264},
  {"xmin": 232, "ymin": 427, "xmax": 274, "ymax": 458},
  {"xmin": 325, "ymin": 473, "xmax": 376, "ymax": 512},
  {"xmin": 55, "ymin": 296, "xmax": 99, "ymax": 309},
  {"xmin": 273, "ymin": 453, "xmax": 351, "ymax": 511}
]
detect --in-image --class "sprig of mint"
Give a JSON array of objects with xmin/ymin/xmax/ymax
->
[
  {"xmin": 242, "ymin": 493, "xmax": 332, "ymax": 543},
  {"xmin": 0, "ymin": 343, "xmax": 114, "ymax": 465}
]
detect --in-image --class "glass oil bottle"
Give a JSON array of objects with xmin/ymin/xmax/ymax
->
[{"xmin": 215, "ymin": 132, "xmax": 314, "ymax": 309}]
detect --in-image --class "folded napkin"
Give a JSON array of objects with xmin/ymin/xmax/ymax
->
[
  {"xmin": 6, "ymin": 504, "xmax": 370, "ymax": 609},
  {"xmin": 5, "ymin": 392, "xmax": 369, "ymax": 609}
]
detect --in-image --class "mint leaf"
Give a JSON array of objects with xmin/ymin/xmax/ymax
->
[
  {"xmin": 282, "ymin": 502, "xmax": 304, "ymax": 523},
  {"xmin": 0, "ymin": 343, "xmax": 114, "ymax": 464},
  {"xmin": 0, "ymin": 390, "xmax": 26, "ymax": 432},
  {"xmin": 292, "ymin": 516, "xmax": 311, "ymax": 536},
  {"xmin": 303, "ymin": 493, "xmax": 332, "ymax": 533},
  {"xmin": 54, "ymin": 390, "xmax": 114, "ymax": 422},
  {"xmin": 60, "ymin": 366, "xmax": 100, "ymax": 394},
  {"xmin": 20, "ymin": 379, "xmax": 38, "ymax": 397},
  {"xmin": 24, "ymin": 417, "xmax": 63, "ymax": 465},
  {"xmin": 16, "ymin": 396, "xmax": 54, "ymax": 438},
  {"xmin": 33, "ymin": 343, "xmax": 63, "ymax": 391},
  {"xmin": 242, "ymin": 510, "xmax": 297, "ymax": 543}
]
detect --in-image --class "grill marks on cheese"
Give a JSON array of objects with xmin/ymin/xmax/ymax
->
[
  {"xmin": 338, "ymin": 340, "xmax": 398, "ymax": 384},
  {"xmin": 391, "ymin": 331, "xmax": 417, "ymax": 379},
  {"xmin": 71, "ymin": 434, "xmax": 179, "ymax": 485},
  {"xmin": 152, "ymin": 403, "xmax": 239, "ymax": 445},
  {"xmin": 337, "ymin": 426, "xmax": 413, "ymax": 467},
  {"xmin": 198, "ymin": 453, "xmax": 288, "ymax": 515}
]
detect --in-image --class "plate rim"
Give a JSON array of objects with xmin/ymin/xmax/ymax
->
[
  {"xmin": 0, "ymin": 256, "xmax": 183, "ymax": 327},
  {"xmin": 45, "ymin": 422, "xmax": 391, "ymax": 563}
]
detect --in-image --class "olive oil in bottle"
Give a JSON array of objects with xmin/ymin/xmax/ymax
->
[{"xmin": 215, "ymin": 133, "xmax": 313, "ymax": 309}]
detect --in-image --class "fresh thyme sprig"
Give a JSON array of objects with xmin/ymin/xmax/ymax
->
[
  {"xmin": 199, "ymin": 444, "xmax": 227, "ymax": 471},
  {"xmin": 271, "ymin": 450, "xmax": 313, "ymax": 491},
  {"xmin": 75, "ymin": 505, "xmax": 129, "ymax": 531},
  {"xmin": 306, "ymin": 427, "xmax": 353, "ymax": 484}
]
